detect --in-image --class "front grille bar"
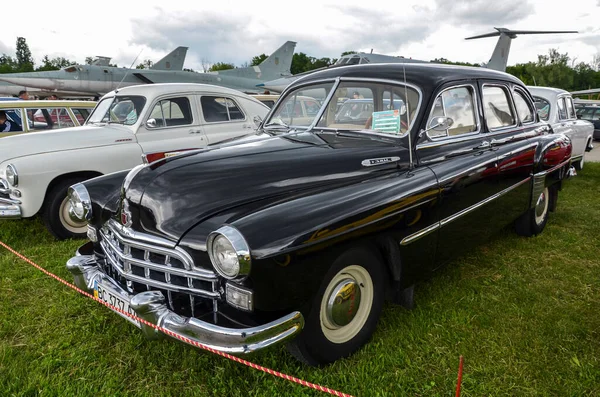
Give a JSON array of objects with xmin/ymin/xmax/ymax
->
[{"xmin": 99, "ymin": 220, "xmax": 219, "ymax": 303}]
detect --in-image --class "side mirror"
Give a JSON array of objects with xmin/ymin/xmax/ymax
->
[
  {"xmin": 419, "ymin": 116, "xmax": 454, "ymax": 139},
  {"xmin": 253, "ymin": 115, "xmax": 262, "ymax": 129},
  {"xmin": 428, "ymin": 116, "xmax": 454, "ymax": 131},
  {"xmin": 145, "ymin": 118, "xmax": 157, "ymax": 128}
]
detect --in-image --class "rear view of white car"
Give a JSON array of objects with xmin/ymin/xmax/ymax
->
[
  {"xmin": 0, "ymin": 83, "xmax": 269, "ymax": 239},
  {"xmin": 528, "ymin": 86, "xmax": 594, "ymax": 170}
]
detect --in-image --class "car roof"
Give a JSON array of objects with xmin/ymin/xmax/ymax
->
[
  {"xmin": 288, "ymin": 63, "xmax": 524, "ymax": 92},
  {"xmin": 0, "ymin": 99, "xmax": 96, "ymax": 108},
  {"xmin": 104, "ymin": 83, "xmax": 255, "ymax": 99},
  {"xmin": 526, "ymin": 86, "xmax": 571, "ymax": 100}
]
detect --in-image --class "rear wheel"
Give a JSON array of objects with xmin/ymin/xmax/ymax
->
[
  {"xmin": 287, "ymin": 246, "xmax": 385, "ymax": 366},
  {"xmin": 515, "ymin": 186, "xmax": 550, "ymax": 237},
  {"xmin": 42, "ymin": 178, "xmax": 88, "ymax": 240}
]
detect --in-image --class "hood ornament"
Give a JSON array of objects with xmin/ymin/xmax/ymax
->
[{"xmin": 121, "ymin": 199, "xmax": 132, "ymax": 228}]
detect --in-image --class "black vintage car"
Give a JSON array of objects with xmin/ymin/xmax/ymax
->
[{"xmin": 66, "ymin": 63, "xmax": 576, "ymax": 366}]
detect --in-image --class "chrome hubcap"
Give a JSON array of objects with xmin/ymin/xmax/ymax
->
[
  {"xmin": 326, "ymin": 278, "xmax": 362, "ymax": 327},
  {"xmin": 60, "ymin": 197, "xmax": 87, "ymax": 233},
  {"xmin": 534, "ymin": 188, "xmax": 549, "ymax": 225}
]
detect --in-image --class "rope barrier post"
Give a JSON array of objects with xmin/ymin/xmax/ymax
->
[{"xmin": 455, "ymin": 355, "xmax": 464, "ymax": 397}]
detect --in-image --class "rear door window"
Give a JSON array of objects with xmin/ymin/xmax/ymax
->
[
  {"xmin": 482, "ymin": 85, "xmax": 516, "ymax": 130},
  {"xmin": 201, "ymin": 96, "xmax": 245, "ymax": 122}
]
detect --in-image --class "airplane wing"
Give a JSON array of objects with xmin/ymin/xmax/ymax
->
[
  {"xmin": 133, "ymin": 73, "xmax": 154, "ymax": 84},
  {"xmin": 571, "ymin": 88, "xmax": 600, "ymax": 95}
]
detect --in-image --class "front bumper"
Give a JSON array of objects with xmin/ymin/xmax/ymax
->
[
  {"xmin": 0, "ymin": 179, "xmax": 21, "ymax": 218},
  {"xmin": 0, "ymin": 197, "xmax": 22, "ymax": 218},
  {"xmin": 66, "ymin": 242, "xmax": 304, "ymax": 354}
]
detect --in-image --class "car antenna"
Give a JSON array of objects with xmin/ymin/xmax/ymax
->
[
  {"xmin": 115, "ymin": 48, "xmax": 144, "ymax": 93},
  {"xmin": 402, "ymin": 63, "xmax": 414, "ymax": 173}
]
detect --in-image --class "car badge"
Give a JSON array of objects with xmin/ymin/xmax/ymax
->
[
  {"xmin": 121, "ymin": 199, "xmax": 132, "ymax": 227},
  {"xmin": 361, "ymin": 157, "xmax": 400, "ymax": 167}
]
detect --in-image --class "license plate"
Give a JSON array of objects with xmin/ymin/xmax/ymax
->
[{"xmin": 94, "ymin": 280, "xmax": 140, "ymax": 327}]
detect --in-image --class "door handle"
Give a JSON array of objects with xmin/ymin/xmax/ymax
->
[
  {"xmin": 189, "ymin": 130, "xmax": 201, "ymax": 134},
  {"xmin": 475, "ymin": 141, "xmax": 491, "ymax": 150}
]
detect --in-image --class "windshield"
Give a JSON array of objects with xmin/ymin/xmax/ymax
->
[
  {"xmin": 265, "ymin": 80, "xmax": 420, "ymax": 137},
  {"xmin": 533, "ymin": 96, "xmax": 550, "ymax": 121},
  {"xmin": 86, "ymin": 95, "xmax": 147, "ymax": 125}
]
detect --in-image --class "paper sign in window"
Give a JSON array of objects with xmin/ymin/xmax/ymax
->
[{"xmin": 371, "ymin": 110, "xmax": 400, "ymax": 134}]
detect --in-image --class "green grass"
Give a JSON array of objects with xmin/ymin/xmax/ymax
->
[{"xmin": 1, "ymin": 165, "xmax": 600, "ymax": 397}]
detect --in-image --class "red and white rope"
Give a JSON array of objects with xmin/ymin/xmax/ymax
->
[{"xmin": 0, "ymin": 240, "xmax": 354, "ymax": 397}]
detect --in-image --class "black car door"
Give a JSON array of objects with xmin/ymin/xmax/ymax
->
[
  {"xmin": 415, "ymin": 81, "xmax": 500, "ymax": 267},
  {"xmin": 481, "ymin": 83, "xmax": 539, "ymax": 225}
]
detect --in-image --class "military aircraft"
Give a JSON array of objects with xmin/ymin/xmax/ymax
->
[
  {"xmin": 0, "ymin": 42, "xmax": 296, "ymax": 97},
  {"xmin": 258, "ymin": 27, "xmax": 578, "ymax": 93},
  {"xmin": 257, "ymin": 51, "xmax": 428, "ymax": 93},
  {"xmin": 465, "ymin": 27, "xmax": 578, "ymax": 72}
]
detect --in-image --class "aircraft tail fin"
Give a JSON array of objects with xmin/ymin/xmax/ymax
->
[
  {"xmin": 151, "ymin": 46, "xmax": 189, "ymax": 71},
  {"xmin": 218, "ymin": 41, "xmax": 297, "ymax": 81},
  {"xmin": 466, "ymin": 28, "xmax": 578, "ymax": 72}
]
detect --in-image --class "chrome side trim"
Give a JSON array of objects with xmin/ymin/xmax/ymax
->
[
  {"xmin": 400, "ymin": 222, "xmax": 440, "ymax": 246},
  {"xmin": 400, "ymin": 177, "xmax": 532, "ymax": 245},
  {"xmin": 441, "ymin": 177, "xmax": 532, "ymax": 227}
]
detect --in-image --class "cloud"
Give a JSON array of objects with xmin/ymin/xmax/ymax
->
[
  {"xmin": 129, "ymin": 5, "xmax": 439, "ymax": 69},
  {"xmin": 0, "ymin": 40, "xmax": 11, "ymax": 56},
  {"xmin": 434, "ymin": 0, "xmax": 535, "ymax": 27}
]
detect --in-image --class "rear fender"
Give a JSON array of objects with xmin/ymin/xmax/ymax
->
[{"xmin": 530, "ymin": 133, "xmax": 572, "ymax": 209}]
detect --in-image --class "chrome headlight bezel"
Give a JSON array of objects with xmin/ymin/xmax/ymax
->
[
  {"xmin": 67, "ymin": 183, "xmax": 92, "ymax": 222},
  {"xmin": 207, "ymin": 225, "xmax": 251, "ymax": 280},
  {"xmin": 6, "ymin": 164, "xmax": 18, "ymax": 187}
]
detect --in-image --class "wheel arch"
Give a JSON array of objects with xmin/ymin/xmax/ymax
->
[{"xmin": 42, "ymin": 170, "xmax": 104, "ymax": 208}]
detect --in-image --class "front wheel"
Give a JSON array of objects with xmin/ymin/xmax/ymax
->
[
  {"xmin": 42, "ymin": 178, "xmax": 89, "ymax": 240},
  {"xmin": 287, "ymin": 246, "xmax": 386, "ymax": 366}
]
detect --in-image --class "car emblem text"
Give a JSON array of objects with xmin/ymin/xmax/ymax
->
[{"xmin": 361, "ymin": 157, "xmax": 400, "ymax": 167}]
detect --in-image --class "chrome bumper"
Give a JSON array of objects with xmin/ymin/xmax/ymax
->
[
  {"xmin": 0, "ymin": 196, "xmax": 21, "ymax": 218},
  {"xmin": 66, "ymin": 244, "xmax": 304, "ymax": 354}
]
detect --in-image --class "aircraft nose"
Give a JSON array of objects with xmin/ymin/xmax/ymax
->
[{"xmin": 0, "ymin": 75, "xmax": 58, "ymax": 90}]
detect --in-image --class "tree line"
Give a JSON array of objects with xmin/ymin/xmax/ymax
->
[{"xmin": 1, "ymin": 36, "xmax": 600, "ymax": 95}]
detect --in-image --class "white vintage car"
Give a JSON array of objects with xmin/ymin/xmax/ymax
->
[
  {"xmin": 0, "ymin": 83, "xmax": 269, "ymax": 239},
  {"xmin": 528, "ymin": 86, "xmax": 594, "ymax": 170}
]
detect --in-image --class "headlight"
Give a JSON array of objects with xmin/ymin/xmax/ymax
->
[
  {"xmin": 67, "ymin": 183, "xmax": 92, "ymax": 222},
  {"xmin": 6, "ymin": 164, "xmax": 18, "ymax": 186},
  {"xmin": 207, "ymin": 225, "xmax": 251, "ymax": 280}
]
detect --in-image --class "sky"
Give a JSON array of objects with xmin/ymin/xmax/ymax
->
[{"xmin": 1, "ymin": 0, "xmax": 599, "ymax": 72}]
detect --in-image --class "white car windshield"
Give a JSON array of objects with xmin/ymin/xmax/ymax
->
[
  {"xmin": 265, "ymin": 80, "xmax": 420, "ymax": 137},
  {"xmin": 87, "ymin": 95, "xmax": 147, "ymax": 126}
]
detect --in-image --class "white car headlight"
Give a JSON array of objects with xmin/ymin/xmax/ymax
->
[
  {"xmin": 207, "ymin": 225, "xmax": 251, "ymax": 280},
  {"xmin": 6, "ymin": 164, "xmax": 18, "ymax": 186},
  {"xmin": 67, "ymin": 183, "xmax": 92, "ymax": 222}
]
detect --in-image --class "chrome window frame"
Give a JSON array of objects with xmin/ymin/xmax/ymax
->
[
  {"xmin": 199, "ymin": 95, "xmax": 247, "ymax": 124},
  {"xmin": 423, "ymin": 83, "xmax": 481, "ymax": 142},
  {"xmin": 560, "ymin": 94, "xmax": 576, "ymax": 120},
  {"xmin": 145, "ymin": 95, "xmax": 195, "ymax": 130},
  {"xmin": 512, "ymin": 87, "xmax": 537, "ymax": 125},
  {"xmin": 481, "ymin": 83, "xmax": 518, "ymax": 133},
  {"xmin": 556, "ymin": 96, "xmax": 569, "ymax": 121}
]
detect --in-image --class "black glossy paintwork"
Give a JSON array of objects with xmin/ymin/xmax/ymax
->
[
  {"xmin": 79, "ymin": 63, "xmax": 574, "ymax": 319},
  {"xmin": 81, "ymin": 170, "xmax": 129, "ymax": 227}
]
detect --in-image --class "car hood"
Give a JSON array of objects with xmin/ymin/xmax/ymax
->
[
  {"xmin": 0, "ymin": 124, "xmax": 135, "ymax": 163},
  {"xmin": 122, "ymin": 131, "xmax": 410, "ymax": 242}
]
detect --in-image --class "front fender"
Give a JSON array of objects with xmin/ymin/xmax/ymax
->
[
  {"xmin": 81, "ymin": 169, "xmax": 131, "ymax": 226},
  {"xmin": 0, "ymin": 144, "xmax": 141, "ymax": 217}
]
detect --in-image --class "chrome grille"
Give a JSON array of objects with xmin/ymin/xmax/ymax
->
[{"xmin": 99, "ymin": 219, "xmax": 218, "ymax": 315}]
